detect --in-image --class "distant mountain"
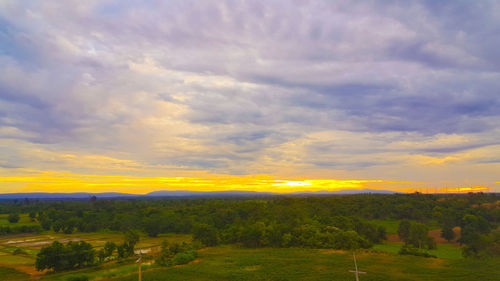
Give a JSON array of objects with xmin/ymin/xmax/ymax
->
[
  {"xmin": 290, "ymin": 189, "xmax": 403, "ymax": 195},
  {"xmin": 0, "ymin": 189, "xmax": 403, "ymax": 199},
  {"xmin": 0, "ymin": 192, "xmax": 137, "ymax": 199},
  {"xmin": 146, "ymin": 189, "xmax": 402, "ymax": 197},
  {"xmin": 146, "ymin": 190, "xmax": 278, "ymax": 197}
]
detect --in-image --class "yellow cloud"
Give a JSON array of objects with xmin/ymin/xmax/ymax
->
[
  {"xmin": 0, "ymin": 171, "xmax": 417, "ymax": 194},
  {"xmin": 412, "ymin": 155, "xmax": 461, "ymax": 165}
]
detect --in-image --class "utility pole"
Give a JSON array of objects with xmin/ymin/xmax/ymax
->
[
  {"xmin": 136, "ymin": 250, "xmax": 142, "ymax": 281},
  {"xmin": 348, "ymin": 252, "xmax": 366, "ymax": 281}
]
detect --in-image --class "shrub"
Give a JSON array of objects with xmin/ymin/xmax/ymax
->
[
  {"xmin": 12, "ymin": 248, "xmax": 27, "ymax": 255},
  {"xmin": 172, "ymin": 250, "xmax": 197, "ymax": 265},
  {"xmin": 156, "ymin": 241, "xmax": 198, "ymax": 267},
  {"xmin": 8, "ymin": 213, "xmax": 20, "ymax": 223},
  {"xmin": 399, "ymin": 244, "xmax": 436, "ymax": 258}
]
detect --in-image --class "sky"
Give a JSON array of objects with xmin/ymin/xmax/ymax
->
[{"xmin": 0, "ymin": 0, "xmax": 499, "ymax": 194}]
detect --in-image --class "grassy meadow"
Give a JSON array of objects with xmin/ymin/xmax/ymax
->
[
  {"xmin": 0, "ymin": 228, "xmax": 498, "ymax": 281},
  {"xmin": 0, "ymin": 214, "xmax": 39, "ymax": 227},
  {"xmin": 109, "ymin": 246, "xmax": 499, "ymax": 281}
]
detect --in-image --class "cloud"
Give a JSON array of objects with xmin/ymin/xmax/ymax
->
[{"xmin": 0, "ymin": 0, "xmax": 498, "ymax": 190}]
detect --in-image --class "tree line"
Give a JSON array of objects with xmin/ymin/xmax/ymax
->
[{"xmin": 2, "ymin": 193, "xmax": 499, "ymax": 257}]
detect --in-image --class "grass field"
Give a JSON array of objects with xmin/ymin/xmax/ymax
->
[
  {"xmin": 0, "ymin": 229, "xmax": 496, "ymax": 281},
  {"xmin": 0, "ymin": 214, "xmax": 39, "ymax": 227},
  {"xmin": 107, "ymin": 246, "xmax": 500, "ymax": 281},
  {"xmin": 0, "ymin": 266, "xmax": 30, "ymax": 281},
  {"xmin": 367, "ymin": 219, "xmax": 441, "ymax": 235},
  {"xmin": 366, "ymin": 219, "xmax": 401, "ymax": 234}
]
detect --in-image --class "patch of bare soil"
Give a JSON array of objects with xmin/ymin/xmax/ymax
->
[
  {"xmin": 9, "ymin": 265, "xmax": 45, "ymax": 280},
  {"xmin": 386, "ymin": 234, "xmax": 400, "ymax": 242},
  {"xmin": 428, "ymin": 227, "xmax": 461, "ymax": 244},
  {"xmin": 387, "ymin": 227, "xmax": 461, "ymax": 244}
]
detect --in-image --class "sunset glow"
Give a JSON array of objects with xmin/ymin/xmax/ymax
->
[
  {"xmin": 0, "ymin": 1, "xmax": 498, "ymax": 194},
  {"xmin": 0, "ymin": 171, "xmax": 492, "ymax": 194}
]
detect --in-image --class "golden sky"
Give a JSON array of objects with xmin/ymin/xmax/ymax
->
[
  {"xmin": 0, "ymin": 169, "xmax": 493, "ymax": 194},
  {"xmin": 0, "ymin": 1, "xmax": 499, "ymax": 194}
]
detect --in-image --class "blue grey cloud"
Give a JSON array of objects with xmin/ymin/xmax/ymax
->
[{"xmin": 0, "ymin": 0, "xmax": 499, "ymax": 180}]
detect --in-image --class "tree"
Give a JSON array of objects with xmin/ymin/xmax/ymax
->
[
  {"xmin": 97, "ymin": 249, "xmax": 106, "ymax": 263},
  {"xmin": 462, "ymin": 230, "xmax": 500, "ymax": 258},
  {"xmin": 331, "ymin": 230, "xmax": 371, "ymax": 250},
  {"xmin": 408, "ymin": 222, "xmax": 429, "ymax": 249},
  {"xmin": 240, "ymin": 223, "xmax": 266, "ymax": 248},
  {"xmin": 125, "ymin": 230, "xmax": 140, "ymax": 245},
  {"xmin": 52, "ymin": 220, "xmax": 63, "ymax": 232},
  {"xmin": 103, "ymin": 241, "xmax": 116, "ymax": 258},
  {"xmin": 460, "ymin": 214, "xmax": 490, "ymax": 245},
  {"xmin": 143, "ymin": 215, "xmax": 163, "ymax": 237},
  {"xmin": 441, "ymin": 224, "xmax": 455, "ymax": 242},
  {"xmin": 281, "ymin": 233, "xmax": 293, "ymax": 247},
  {"xmin": 120, "ymin": 230, "xmax": 139, "ymax": 258},
  {"xmin": 8, "ymin": 213, "xmax": 20, "ymax": 223},
  {"xmin": 116, "ymin": 244, "xmax": 125, "ymax": 259},
  {"xmin": 398, "ymin": 220, "xmax": 411, "ymax": 243},
  {"xmin": 155, "ymin": 240, "xmax": 173, "ymax": 266},
  {"xmin": 66, "ymin": 241, "xmax": 94, "ymax": 268},
  {"xmin": 36, "ymin": 241, "xmax": 67, "ymax": 271},
  {"xmin": 377, "ymin": 226, "xmax": 387, "ymax": 242},
  {"xmin": 193, "ymin": 224, "xmax": 218, "ymax": 246},
  {"xmin": 35, "ymin": 241, "xmax": 94, "ymax": 272}
]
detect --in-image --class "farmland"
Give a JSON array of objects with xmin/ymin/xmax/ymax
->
[{"xmin": 0, "ymin": 231, "xmax": 191, "ymax": 280}]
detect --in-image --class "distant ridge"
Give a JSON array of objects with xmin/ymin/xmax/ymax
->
[
  {"xmin": 289, "ymin": 188, "xmax": 403, "ymax": 195},
  {"xmin": 146, "ymin": 190, "xmax": 277, "ymax": 197},
  {"xmin": 0, "ymin": 189, "xmax": 403, "ymax": 199},
  {"xmin": 0, "ymin": 192, "xmax": 137, "ymax": 199}
]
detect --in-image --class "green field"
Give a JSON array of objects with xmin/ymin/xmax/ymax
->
[
  {"xmin": 108, "ymin": 246, "xmax": 499, "ymax": 281},
  {"xmin": 0, "ymin": 266, "xmax": 30, "ymax": 281},
  {"xmin": 0, "ymin": 214, "xmax": 39, "ymax": 227},
  {"xmin": 366, "ymin": 219, "xmax": 402, "ymax": 234},
  {"xmin": 0, "ymin": 231, "xmax": 497, "ymax": 281},
  {"xmin": 367, "ymin": 219, "xmax": 441, "ymax": 235}
]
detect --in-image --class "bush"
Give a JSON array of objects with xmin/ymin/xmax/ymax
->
[
  {"xmin": 399, "ymin": 244, "xmax": 436, "ymax": 258},
  {"xmin": 156, "ymin": 241, "xmax": 198, "ymax": 266},
  {"xmin": 8, "ymin": 213, "xmax": 20, "ymax": 223},
  {"xmin": 12, "ymin": 248, "xmax": 27, "ymax": 255},
  {"xmin": 172, "ymin": 250, "xmax": 197, "ymax": 265}
]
